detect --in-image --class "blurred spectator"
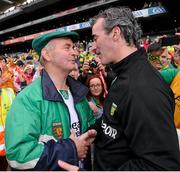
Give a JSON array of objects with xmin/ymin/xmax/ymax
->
[
  {"xmin": 173, "ymin": 46, "xmax": 180, "ymax": 68},
  {"xmin": 0, "ymin": 86, "xmax": 15, "ymax": 171},
  {"xmin": 23, "ymin": 64, "xmax": 35, "ymax": 85},
  {"xmin": 0, "ymin": 56, "xmax": 14, "ymax": 91},
  {"xmin": 158, "ymin": 66, "xmax": 180, "ymax": 144},
  {"xmin": 16, "ymin": 64, "xmax": 34, "ymax": 90},
  {"xmin": 32, "ymin": 63, "xmax": 43, "ymax": 81},
  {"xmin": 143, "ymin": 35, "xmax": 151, "ymax": 51},
  {"xmin": 0, "ymin": 56, "xmax": 15, "ymax": 170},
  {"xmin": 147, "ymin": 42, "xmax": 164, "ymax": 70},
  {"xmin": 16, "ymin": 60, "xmax": 24, "ymax": 68},
  {"xmin": 86, "ymin": 75, "xmax": 105, "ymax": 119},
  {"xmin": 159, "ymin": 48, "xmax": 171, "ymax": 69}
]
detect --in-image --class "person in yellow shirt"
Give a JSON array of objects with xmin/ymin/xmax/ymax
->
[{"xmin": 0, "ymin": 58, "xmax": 15, "ymax": 170}]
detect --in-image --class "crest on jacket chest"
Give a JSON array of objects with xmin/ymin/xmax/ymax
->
[{"xmin": 52, "ymin": 122, "xmax": 63, "ymax": 139}]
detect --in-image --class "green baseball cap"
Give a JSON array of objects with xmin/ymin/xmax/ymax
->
[{"xmin": 32, "ymin": 30, "xmax": 79, "ymax": 56}]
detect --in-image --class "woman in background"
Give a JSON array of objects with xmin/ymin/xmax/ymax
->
[{"xmin": 86, "ymin": 75, "xmax": 105, "ymax": 119}]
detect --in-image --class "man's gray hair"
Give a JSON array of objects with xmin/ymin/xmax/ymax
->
[
  {"xmin": 40, "ymin": 40, "xmax": 55, "ymax": 65},
  {"xmin": 91, "ymin": 7, "xmax": 142, "ymax": 47}
]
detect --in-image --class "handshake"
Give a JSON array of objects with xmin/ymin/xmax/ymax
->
[
  {"xmin": 57, "ymin": 129, "xmax": 97, "ymax": 171},
  {"xmin": 70, "ymin": 129, "xmax": 97, "ymax": 160}
]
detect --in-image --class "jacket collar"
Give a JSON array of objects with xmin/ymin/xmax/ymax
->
[
  {"xmin": 110, "ymin": 48, "xmax": 147, "ymax": 75},
  {"xmin": 41, "ymin": 69, "xmax": 89, "ymax": 103}
]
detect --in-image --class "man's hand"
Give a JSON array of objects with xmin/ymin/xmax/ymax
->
[
  {"xmin": 69, "ymin": 129, "xmax": 97, "ymax": 160},
  {"xmin": 58, "ymin": 160, "xmax": 79, "ymax": 171}
]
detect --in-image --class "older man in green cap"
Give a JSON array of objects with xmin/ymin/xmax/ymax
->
[{"xmin": 5, "ymin": 30, "xmax": 96, "ymax": 170}]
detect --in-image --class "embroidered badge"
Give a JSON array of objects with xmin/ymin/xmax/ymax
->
[
  {"xmin": 110, "ymin": 102, "xmax": 117, "ymax": 116},
  {"xmin": 52, "ymin": 122, "xmax": 63, "ymax": 139}
]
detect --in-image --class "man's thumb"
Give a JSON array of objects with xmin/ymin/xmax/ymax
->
[
  {"xmin": 58, "ymin": 160, "xmax": 79, "ymax": 171},
  {"xmin": 69, "ymin": 129, "xmax": 76, "ymax": 140}
]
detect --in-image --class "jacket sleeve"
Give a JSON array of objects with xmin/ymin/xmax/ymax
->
[
  {"xmin": 35, "ymin": 138, "xmax": 78, "ymax": 170},
  {"xmin": 5, "ymin": 94, "xmax": 78, "ymax": 170},
  {"xmin": 120, "ymin": 85, "xmax": 180, "ymax": 170}
]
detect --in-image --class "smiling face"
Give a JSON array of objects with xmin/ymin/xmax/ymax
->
[
  {"xmin": 43, "ymin": 37, "xmax": 77, "ymax": 72},
  {"xmin": 159, "ymin": 49, "xmax": 169, "ymax": 67},
  {"xmin": 89, "ymin": 77, "xmax": 103, "ymax": 97},
  {"xmin": 92, "ymin": 18, "xmax": 116, "ymax": 65}
]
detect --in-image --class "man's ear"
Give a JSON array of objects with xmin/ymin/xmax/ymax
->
[
  {"xmin": 41, "ymin": 48, "xmax": 51, "ymax": 62},
  {"xmin": 112, "ymin": 26, "xmax": 121, "ymax": 41}
]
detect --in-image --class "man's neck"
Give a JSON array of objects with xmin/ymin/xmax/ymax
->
[
  {"xmin": 113, "ymin": 45, "xmax": 137, "ymax": 64},
  {"xmin": 45, "ymin": 66, "xmax": 69, "ymax": 90}
]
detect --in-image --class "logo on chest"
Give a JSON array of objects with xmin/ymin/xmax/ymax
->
[
  {"xmin": 110, "ymin": 102, "xmax": 117, "ymax": 116},
  {"xmin": 101, "ymin": 120, "xmax": 117, "ymax": 139},
  {"xmin": 52, "ymin": 122, "xmax": 63, "ymax": 139}
]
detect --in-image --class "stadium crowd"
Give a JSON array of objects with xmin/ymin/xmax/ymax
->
[{"xmin": 0, "ymin": 7, "xmax": 180, "ymax": 170}]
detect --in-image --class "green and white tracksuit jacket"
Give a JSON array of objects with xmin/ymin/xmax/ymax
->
[{"xmin": 5, "ymin": 70, "xmax": 95, "ymax": 170}]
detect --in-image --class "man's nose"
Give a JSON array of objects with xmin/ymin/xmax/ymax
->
[
  {"xmin": 90, "ymin": 43, "xmax": 97, "ymax": 54},
  {"xmin": 92, "ymin": 42, "xmax": 97, "ymax": 49},
  {"xmin": 70, "ymin": 48, "xmax": 77, "ymax": 56}
]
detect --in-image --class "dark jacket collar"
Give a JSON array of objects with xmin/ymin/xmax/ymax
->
[
  {"xmin": 109, "ymin": 48, "xmax": 147, "ymax": 75},
  {"xmin": 41, "ymin": 69, "xmax": 89, "ymax": 103}
]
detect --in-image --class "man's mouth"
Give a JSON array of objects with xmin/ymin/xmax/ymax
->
[{"xmin": 71, "ymin": 59, "xmax": 76, "ymax": 62}]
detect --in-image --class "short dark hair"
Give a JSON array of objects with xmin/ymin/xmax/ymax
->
[
  {"xmin": 91, "ymin": 7, "xmax": 142, "ymax": 48},
  {"xmin": 147, "ymin": 43, "xmax": 162, "ymax": 53},
  {"xmin": 16, "ymin": 60, "xmax": 24, "ymax": 67},
  {"xmin": 26, "ymin": 55, "xmax": 33, "ymax": 60},
  {"xmin": 0, "ymin": 56, "xmax": 7, "ymax": 63}
]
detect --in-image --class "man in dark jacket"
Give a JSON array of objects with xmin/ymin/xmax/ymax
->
[{"xmin": 59, "ymin": 7, "xmax": 180, "ymax": 171}]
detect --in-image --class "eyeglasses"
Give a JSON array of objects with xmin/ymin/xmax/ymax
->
[{"xmin": 90, "ymin": 84, "xmax": 102, "ymax": 89}]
